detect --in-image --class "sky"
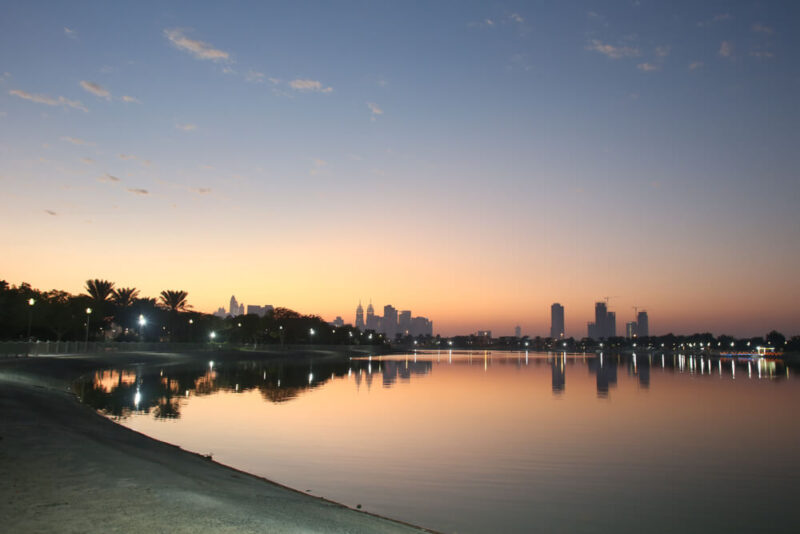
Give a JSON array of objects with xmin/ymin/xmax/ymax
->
[{"xmin": 1, "ymin": 1, "xmax": 798, "ymax": 337}]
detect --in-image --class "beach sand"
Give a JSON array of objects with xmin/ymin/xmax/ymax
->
[{"xmin": 0, "ymin": 350, "xmax": 432, "ymax": 533}]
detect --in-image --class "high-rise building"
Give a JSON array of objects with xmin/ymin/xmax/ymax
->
[
  {"xmin": 550, "ymin": 303, "xmax": 565, "ymax": 339},
  {"xmin": 331, "ymin": 316, "xmax": 344, "ymax": 327},
  {"xmin": 607, "ymin": 311, "xmax": 616, "ymax": 338},
  {"xmin": 398, "ymin": 310, "xmax": 412, "ymax": 336},
  {"xmin": 594, "ymin": 302, "xmax": 608, "ymax": 339},
  {"xmin": 229, "ymin": 295, "xmax": 239, "ymax": 316},
  {"xmin": 514, "ymin": 325, "xmax": 521, "ymax": 338},
  {"xmin": 587, "ymin": 322, "xmax": 597, "ymax": 339},
  {"xmin": 246, "ymin": 305, "xmax": 273, "ymax": 317},
  {"xmin": 366, "ymin": 300, "xmax": 377, "ymax": 330},
  {"xmin": 625, "ymin": 321, "xmax": 638, "ymax": 338},
  {"xmin": 411, "ymin": 316, "xmax": 433, "ymax": 337},
  {"xmin": 383, "ymin": 305, "xmax": 398, "ymax": 339},
  {"xmin": 637, "ymin": 311, "xmax": 649, "ymax": 337},
  {"xmin": 355, "ymin": 301, "xmax": 365, "ymax": 330}
]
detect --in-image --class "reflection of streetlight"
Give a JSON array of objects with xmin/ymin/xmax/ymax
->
[
  {"xmin": 27, "ymin": 298, "xmax": 35, "ymax": 340},
  {"xmin": 85, "ymin": 308, "xmax": 92, "ymax": 350}
]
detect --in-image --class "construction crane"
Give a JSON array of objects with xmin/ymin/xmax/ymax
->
[{"xmin": 601, "ymin": 296, "xmax": 617, "ymax": 304}]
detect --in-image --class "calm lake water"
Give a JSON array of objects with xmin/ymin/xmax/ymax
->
[{"xmin": 76, "ymin": 351, "xmax": 800, "ymax": 533}]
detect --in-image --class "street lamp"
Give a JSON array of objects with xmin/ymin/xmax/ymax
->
[
  {"xmin": 209, "ymin": 331, "xmax": 216, "ymax": 341},
  {"xmin": 27, "ymin": 298, "xmax": 35, "ymax": 340},
  {"xmin": 309, "ymin": 328, "xmax": 315, "ymax": 343},
  {"xmin": 138, "ymin": 314, "xmax": 146, "ymax": 339},
  {"xmin": 85, "ymin": 307, "xmax": 92, "ymax": 350}
]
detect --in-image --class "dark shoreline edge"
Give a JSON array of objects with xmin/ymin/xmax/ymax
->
[{"xmin": 0, "ymin": 347, "xmax": 440, "ymax": 534}]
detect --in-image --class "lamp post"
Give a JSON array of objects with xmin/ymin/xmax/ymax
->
[
  {"xmin": 27, "ymin": 298, "xmax": 35, "ymax": 340},
  {"xmin": 188, "ymin": 318, "xmax": 193, "ymax": 343},
  {"xmin": 309, "ymin": 328, "xmax": 315, "ymax": 344},
  {"xmin": 138, "ymin": 314, "xmax": 146, "ymax": 340},
  {"xmin": 85, "ymin": 307, "xmax": 92, "ymax": 351}
]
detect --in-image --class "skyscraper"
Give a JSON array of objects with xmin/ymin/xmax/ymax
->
[
  {"xmin": 607, "ymin": 311, "xmax": 616, "ymax": 338},
  {"xmin": 625, "ymin": 321, "xmax": 638, "ymax": 338},
  {"xmin": 398, "ymin": 310, "xmax": 412, "ymax": 336},
  {"xmin": 514, "ymin": 325, "xmax": 521, "ymax": 338},
  {"xmin": 229, "ymin": 295, "xmax": 239, "ymax": 316},
  {"xmin": 355, "ymin": 301, "xmax": 365, "ymax": 330},
  {"xmin": 550, "ymin": 303, "xmax": 565, "ymax": 339},
  {"xmin": 594, "ymin": 302, "xmax": 608, "ymax": 339},
  {"xmin": 366, "ymin": 300, "xmax": 376, "ymax": 330},
  {"xmin": 637, "ymin": 311, "xmax": 649, "ymax": 337},
  {"xmin": 383, "ymin": 305, "xmax": 398, "ymax": 339}
]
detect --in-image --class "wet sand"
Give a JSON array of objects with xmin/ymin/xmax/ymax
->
[{"xmin": 0, "ymin": 349, "xmax": 433, "ymax": 533}]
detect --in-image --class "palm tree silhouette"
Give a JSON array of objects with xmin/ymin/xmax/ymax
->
[
  {"xmin": 159, "ymin": 290, "xmax": 189, "ymax": 312},
  {"xmin": 159, "ymin": 290, "xmax": 189, "ymax": 341},
  {"xmin": 112, "ymin": 287, "xmax": 139, "ymax": 307},
  {"xmin": 84, "ymin": 279, "xmax": 115, "ymax": 304},
  {"xmin": 84, "ymin": 279, "xmax": 115, "ymax": 340}
]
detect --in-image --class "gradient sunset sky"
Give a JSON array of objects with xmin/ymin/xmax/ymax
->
[{"xmin": 1, "ymin": 1, "xmax": 798, "ymax": 337}]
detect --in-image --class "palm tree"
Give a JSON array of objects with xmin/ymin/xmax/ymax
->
[
  {"xmin": 159, "ymin": 290, "xmax": 189, "ymax": 342},
  {"xmin": 84, "ymin": 279, "xmax": 115, "ymax": 304},
  {"xmin": 159, "ymin": 290, "xmax": 189, "ymax": 312},
  {"xmin": 112, "ymin": 287, "xmax": 140, "ymax": 307}
]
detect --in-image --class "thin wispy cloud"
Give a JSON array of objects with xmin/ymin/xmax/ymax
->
[
  {"xmin": 60, "ymin": 136, "xmax": 94, "ymax": 146},
  {"xmin": 175, "ymin": 123, "xmax": 197, "ymax": 131},
  {"xmin": 194, "ymin": 187, "xmax": 212, "ymax": 194},
  {"xmin": 310, "ymin": 158, "xmax": 327, "ymax": 176},
  {"xmin": 510, "ymin": 13, "xmax": 524, "ymax": 23},
  {"xmin": 121, "ymin": 95, "xmax": 140, "ymax": 103},
  {"xmin": 750, "ymin": 50, "xmax": 775, "ymax": 59},
  {"xmin": 164, "ymin": 28, "xmax": 230, "ymax": 61},
  {"xmin": 119, "ymin": 154, "xmax": 136, "ymax": 160},
  {"xmin": 289, "ymin": 79, "xmax": 333, "ymax": 93},
  {"xmin": 44, "ymin": 209, "xmax": 58, "ymax": 216},
  {"xmin": 9, "ymin": 89, "xmax": 88, "ymax": 112},
  {"xmin": 637, "ymin": 62, "xmax": 659, "ymax": 72},
  {"xmin": 688, "ymin": 61, "xmax": 704, "ymax": 71},
  {"xmin": 63, "ymin": 27, "xmax": 76, "ymax": 39},
  {"xmin": 127, "ymin": 188, "xmax": 149, "ymax": 195},
  {"xmin": 367, "ymin": 102, "xmax": 383, "ymax": 121},
  {"xmin": 81, "ymin": 157, "xmax": 94, "ymax": 164},
  {"xmin": 752, "ymin": 23, "xmax": 774, "ymax": 35},
  {"xmin": 719, "ymin": 41, "xmax": 733, "ymax": 57},
  {"xmin": 80, "ymin": 81, "xmax": 111, "ymax": 100},
  {"xmin": 655, "ymin": 45, "xmax": 671, "ymax": 58},
  {"xmin": 245, "ymin": 70, "xmax": 265, "ymax": 83},
  {"xmin": 586, "ymin": 40, "xmax": 640, "ymax": 59},
  {"xmin": 98, "ymin": 173, "xmax": 121, "ymax": 183},
  {"xmin": 713, "ymin": 13, "xmax": 731, "ymax": 22}
]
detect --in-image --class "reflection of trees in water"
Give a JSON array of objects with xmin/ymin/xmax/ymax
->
[{"xmin": 75, "ymin": 358, "xmax": 387, "ymax": 419}]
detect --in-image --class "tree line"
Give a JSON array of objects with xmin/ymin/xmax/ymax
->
[{"xmin": 0, "ymin": 279, "xmax": 381, "ymax": 346}]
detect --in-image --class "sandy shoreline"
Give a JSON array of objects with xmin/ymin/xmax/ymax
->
[{"xmin": 0, "ymin": 349, "xmax": 434, "ymax": 533}]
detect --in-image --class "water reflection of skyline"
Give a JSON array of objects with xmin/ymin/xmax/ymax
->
[{"xmin": 76, "ymin": 351, "xmax": 793, "ymax": 419}]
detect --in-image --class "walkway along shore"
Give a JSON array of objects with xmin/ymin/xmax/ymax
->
[{"xmin": 0, "ymin": 349, "xmax": 435, "ymax": 534}]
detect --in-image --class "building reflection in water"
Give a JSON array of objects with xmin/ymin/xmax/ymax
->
[
  {"xmin": 75, "ymin": 351, "xmax": 792, "ymax": 419},
  {"xmin": 588, "ymin": 354, "xmax": 618, "ymax": 398},
  {"xmin": 551, "ymin": 354, "xmax": 565, "ymax": 395}
]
